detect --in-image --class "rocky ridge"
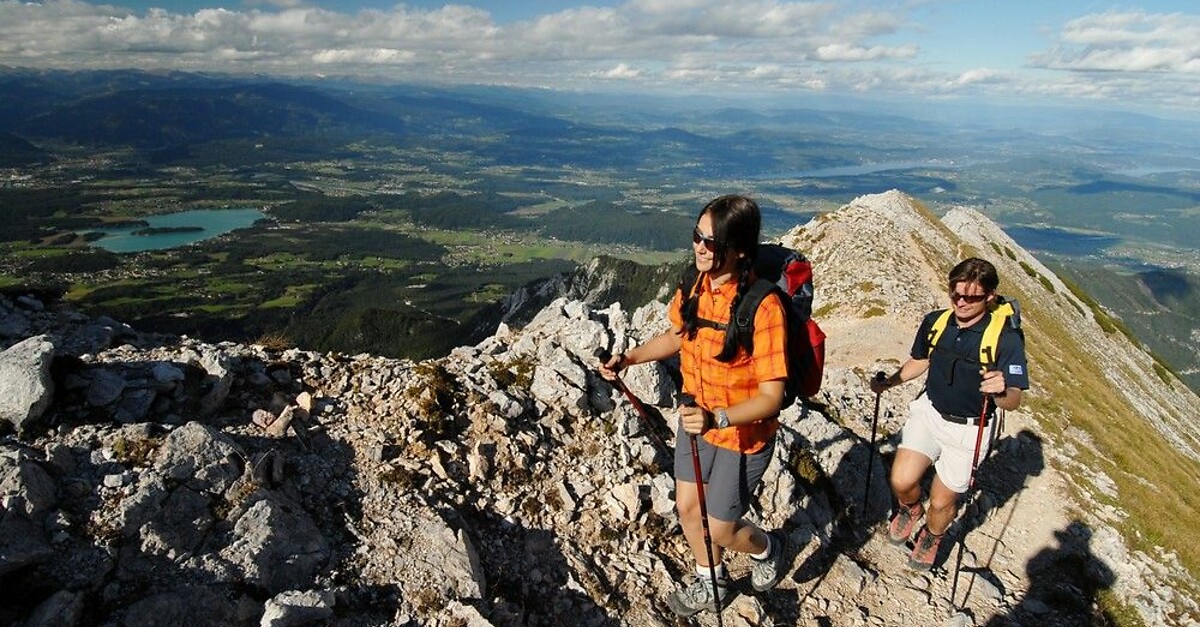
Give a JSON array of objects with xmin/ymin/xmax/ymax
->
[{"xmin": 0, "ymin": 190, "xmax": 1197, "ymax": 626}]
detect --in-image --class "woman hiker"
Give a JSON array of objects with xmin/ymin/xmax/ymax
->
[{"xmin": 598, "ymin": 194, "xmax": 788, "ymax": 616}]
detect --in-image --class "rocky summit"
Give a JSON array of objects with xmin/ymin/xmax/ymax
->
[{"xmin": 1, "ymin": 190, "xmax": 1198, "ymax": 626}]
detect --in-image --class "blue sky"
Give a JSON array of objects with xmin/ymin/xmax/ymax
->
[{"xmin": 2, "ymin": 0, "xmax": 1198, "ymax": 116}]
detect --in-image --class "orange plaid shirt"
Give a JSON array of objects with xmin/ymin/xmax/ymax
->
[{"xmin": 669, "ymin": 273, "xmax": 788, "ymax": 454}]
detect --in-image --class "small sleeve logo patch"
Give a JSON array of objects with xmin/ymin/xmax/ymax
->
[{"xmin": 1008, "ymin": 364, "xmax": 1024, "ymax": 376}]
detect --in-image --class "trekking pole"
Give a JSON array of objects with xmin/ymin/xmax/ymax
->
[
  {"xmin": 861, "ymin": 371, "xmax": 887, "ymax": 518},
  {"xmin": 951, "ymin": 368, "xmax": 994, "ymax": 608},
  {"xmin": 594, "ymin": 348, "xmax": 670, "ymax": 454},
  {"xmin": 678, "ymin": 392, "xmax": 725, "ymax": 624}
]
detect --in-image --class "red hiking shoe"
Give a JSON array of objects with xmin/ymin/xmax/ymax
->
[
  {"xmin": 887, "ymin": 501, "xmax": 924, "ymax": 545},
  {"xmin": 908, "ymin": 525, "xmax": 944, "ymax": 570}
]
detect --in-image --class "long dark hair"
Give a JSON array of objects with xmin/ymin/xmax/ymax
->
[{"xmin": 679, "ymin": 194, "xmax": 762, "ymax": 362}]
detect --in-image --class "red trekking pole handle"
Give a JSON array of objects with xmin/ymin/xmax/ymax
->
[
  {"xmin": 593, "ymin": 348, "xmax": 670, "ymax": 454},
  {"xmin": 678, "ymin": 392, "xmax": 724, "ymax": 620},
  {"xmin": 968, "ymin": 366, "xmax": 995, "ymax": 491}
]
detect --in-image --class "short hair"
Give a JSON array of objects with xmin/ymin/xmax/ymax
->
[{"xmin": 948, "ymin": 257, "xmax": 999, "ymax": 292}]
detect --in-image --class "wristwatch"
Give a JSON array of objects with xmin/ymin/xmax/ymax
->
[{"xmin": 714, "ymin": 408, "xmax": 730, "ymax": 429}]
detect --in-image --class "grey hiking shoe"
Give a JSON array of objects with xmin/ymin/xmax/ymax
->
[
  {"xmin": 751, "ymin": 531, "xmax": 787, "ymax": 591},
  {"xmin": 666, "ymin": 574, "xmax": 727, "ymax": 616}
]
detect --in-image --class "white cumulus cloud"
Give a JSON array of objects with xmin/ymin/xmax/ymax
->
[
  {"xmin": 1031, "ymin": 10, "xmax": 1200, "ymax": 73},
  {"xmin": 599, "ymin": 62, "xmax": 642, "ymax": 78}
]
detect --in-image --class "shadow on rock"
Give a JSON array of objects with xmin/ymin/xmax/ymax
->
[
  {"xmin": 456, "ymin": 506, "xmax": 623, "ymax": 627},
  {"xmin": 747, "ymin": 399, "xmax": 892, "ymax": 625},
  {"xmin": 0, "ymin": 348, "xmax": 378, "ymax": 627},
  {"xmin": 985, "ymin": 520, "xmax": 1117, "ymax": 626},
  {"xmin": 944, "ymin": 428, "xmax": 1046, "ymax": 595}
]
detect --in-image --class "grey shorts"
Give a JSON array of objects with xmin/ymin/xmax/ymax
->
[
  {"xmin": 898, "ymin": 393, "xmax": 991, "ymax": 493},
  {"xmin": 674, "ymin": 426, "xmax": 775, "ymax": 522}
]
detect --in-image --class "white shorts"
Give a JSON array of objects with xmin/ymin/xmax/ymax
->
[{"xmin": 898, "ymin": 394, "xmax": 992, "ymax": 493}]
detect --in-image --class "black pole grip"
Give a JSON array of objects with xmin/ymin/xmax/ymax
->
[
  {"xmin": 873, "ymin": 371, "xmax": 887, "ymax": 383},
  {"xmin": 677, "ymin": 392, "xmax": 695, "ymax": 407},
  {"xmin": 594, "ymin": 347, "xmax": 623, "ymax": 373}
]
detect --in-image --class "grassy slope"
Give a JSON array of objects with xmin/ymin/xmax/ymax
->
[{"xmin": 991, "ymin": 255, "xmax": 1200, "ymax": 620}]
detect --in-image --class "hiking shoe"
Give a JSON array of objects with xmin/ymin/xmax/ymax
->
[
  {"xmin": 888, "ymin": 501, "xmax": 925, "ymax": 545},
  {"xmin": 666, "ymin": 574, "xmax": 727, "ymax": 616},
  {"xmin": 908, "ymin": 525, "xmax": 943, "ymax": 570},
  {"xmin": 751, "ymin": 531, "xmax": 787, "ymax": 591}
]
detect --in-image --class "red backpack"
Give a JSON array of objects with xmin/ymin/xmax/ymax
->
[{"xmin": 681, "ymin": 243, "xmax": 826, "ymax": 408}]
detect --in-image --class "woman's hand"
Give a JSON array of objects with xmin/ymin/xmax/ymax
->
[
  {"xmin": 679, "ymin": 405, "xmax": 709, "ymax": 435},
  {"xmin": 597, "ymin": 353, "xmax": 625, "ymax": 381}
]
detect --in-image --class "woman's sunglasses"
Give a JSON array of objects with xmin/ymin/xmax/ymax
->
[
  {"xmin": 949, "ymin": 291, "xmax": 988, "ymax": 303},
  {"xmin": 692, "ymin": 227, "xmax": 718, "ymax": 252}
]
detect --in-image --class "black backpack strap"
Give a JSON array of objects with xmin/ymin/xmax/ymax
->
[
  {"xmin": 678, "ymin": 266, "xmax": 701, "ymax": 302},
  {"xmin": 732, "ymin": 278, "xmax": 776, "ymax": 356},
  {"xmin": 677, "ymin": 265, "xmax": 700, "ymax": 319}
]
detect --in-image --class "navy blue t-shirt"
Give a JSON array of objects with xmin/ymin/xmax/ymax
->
[{"xmin": 910, "ymin": 309, "xmax": 1029, "ymax": 418}]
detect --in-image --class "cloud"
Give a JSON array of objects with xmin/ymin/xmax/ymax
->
[
  {"xmin": 598, "ymin": 62, "xmax": 642, "ymax": 79},
  {"xmin": 954, "ymin": 68, "xmax": 1007, "ymax": 86},
  {"xmin": 0, "ymin": 1, "xmax": 1198, "ymax": 113},
  {"xmin": 814, "ymin": 43, "xmax": 918, "ymax": 62},
  {"xmin": 1031, "ymin": 11, "xmax": 1200, "ymax": 73},
  {"xmin": 0, "ymin": 0, "xmax": 911, "ymax": 72}
]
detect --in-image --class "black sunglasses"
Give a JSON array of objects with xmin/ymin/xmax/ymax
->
[
  {"xmin": 692, "ymin": 227, "xmax": 718, "ymax": 252},
  {"xmin": 949, "ymin": 291, "xmax": 988, "ymax": 304}
]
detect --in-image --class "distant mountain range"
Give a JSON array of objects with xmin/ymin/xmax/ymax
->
[
  {"xmin": 8, "ymin": 82, "xmax": 403, "ymax": 147},
  {"xmin": 2, "ymin": 67, "xmax": 1198, "ymax": 393}
]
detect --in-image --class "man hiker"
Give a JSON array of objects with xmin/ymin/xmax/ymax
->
[
  {"xmin": 870, "ymin": 257, "xmax": 1029, "ymax": 569},
  {"xmin": 598, "ymin": 195, "xmax": 788, "ymax": 615}
]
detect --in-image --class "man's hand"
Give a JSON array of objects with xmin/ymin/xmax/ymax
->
[
  {"xmin": 980, "ymin": 369, "xmax": 1007, "ymax": 396},
  {"xmin": 869, "ymin": 371, "xmax": 890, "ymax": 395}
]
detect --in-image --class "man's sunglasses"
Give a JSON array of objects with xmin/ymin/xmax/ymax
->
[
  {"xmin": 949, "ymin": 292, "xmax": 988, "ymax": 303},
  {"xmin": 692, "ymin": 227, "xmax": 719, "ymax": 252}
]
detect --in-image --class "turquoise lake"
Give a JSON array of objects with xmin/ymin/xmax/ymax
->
[{"xmin": 86, "ymin": 209, "xmax": 267, "ymax": 253}]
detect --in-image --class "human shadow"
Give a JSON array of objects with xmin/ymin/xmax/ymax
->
[
  {"xmin": 945, "ymin": 428, "xmax": 1046, "ymax": 601},
  {"xmin": 453, "ymin": 505, "xmax": 623, "ymax": 627},
  {"xmin": 985, "ymin": 520, "xmax": 1118, "ymax": 626},
  {"xmin": 781, "ymin": 400, "xmax": 890, "ymax": 618}
]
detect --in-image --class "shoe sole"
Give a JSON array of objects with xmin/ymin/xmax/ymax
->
[
  {"xmin": 666, "ymin": 600, "xmax": 720, "ymax": 617},
  {"xmin": 666, "ymin": 586, "xmax": 726, "ymax": 616},
  {"xmin": 908, "ymin": 559, "xmax": 934, "ymax": 570},
  {"xmin": 752, "ymin": 577, "xmax": 782, "ymax": 592}
]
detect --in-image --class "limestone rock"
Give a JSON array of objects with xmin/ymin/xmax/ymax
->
[
  {"xmin": 260, "ymin": 589, "xmax": 334, "ymax": 627},
  {"xmin": 0, "ymin": 335, "xmax": 55, "ymax": 436},
  {"xmin": 221, "ymin": 495, "xmax": 330, "ymax": 595}
]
